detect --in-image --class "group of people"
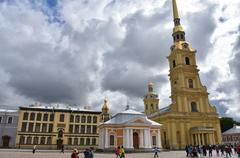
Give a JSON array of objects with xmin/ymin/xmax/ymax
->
[
  {"xmin": 185, "ymin": 144, "xmax": 240, "ymax": 158},
  {"xmin": 114, "ymin": 146, "xmax": 125, "ymax": 158},
  {"xmin": 71, "ymin": 148, "xmax": 94, "ymax": 158}
]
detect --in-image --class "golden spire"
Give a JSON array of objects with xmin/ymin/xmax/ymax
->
[
  {"xmin": 172, "ymin": 0, "xmax": 185, "ymax": 42},
  {"xmin": 172, "ymin": 0, "xmax": 179, "ymax": 20},
  {"xmin": 102, "ymin": 97, "xmax": 109, "ymax": 113}
]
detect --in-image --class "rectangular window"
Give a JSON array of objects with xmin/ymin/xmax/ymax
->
[
  {"xmin": 21, "ymin": 122, "xmax": 27, "ymax": 132},
  {"xmin": 92, "ymin": 125, "xmax": 97, "ymax": 134},
  {"xmin": 26, "ymin": 137, "xmax": 32, "ymax": 144},
  {"xmin": 40, "ymin": 137, "xmax": 45, "ymax": 144},
  {"xmin": 28, "ymin": 123, "xmax": 34, "ymax": 132},
  {"xmin": 47, "ymin": 137, "xmax": 52, "ymax": 144},
  {"xmin": 30, "ymin": 113, "xmax": 35, "ymax": 121},
  {"xmin": 74, "ymin": 138, "xmax": 78, "ymax": 145},
  {"xmin": 42, "ymin": 123, "xmax": 47, "ymax": 133},
  {"xmin": 80, "ymin": 138, "xmax": 84, "ymax": 145},
  {"xmin": 23, "ymin": 112, "xmax": 28, "ymax": 120},
  {"xmin": 75, "ymin": 125, "xmax": 79, "ymax": 134},
  {"xmin": 87, "ymin": 116, "xmax": 92, "ymax": 123},
  {"xmin": 110, "ymin": 135, "xmax": 114, "ymax": 146},
  {"xmin": 68, "ymin": 138, "xmax": 72, "ymax": 145},
  {"xmin": 36, "ymin": 113, "xmax": 42, "ymax": 121},
  {"xmin": 93, "ymin": 116, "xmax": 97, "ymax": 123},
  {"xmin": 87, "ymin": 125, "xmax": 91, "ymax": 134},
  {"xmin": 7, "ymin": 117, "xmax": 13, "ymax": 124},
  {"xmin": 43, "ymin": 114, "xmax": 48, "ymax": 121},
  {"xmin": 81, "ymin": 125, "xmax": 85, "ymax": 134},
  {"xmin": 50, "ymin": 113, "xmax": 54, "ymax": 121},
  {"xmin": 35, "ymin": 123, "xmax": 41, "ymax": 132},
  {"xmin": 59, "ymin": 114, "xmax": 64, "ymax": 122},
  {"xmin": 48, "ymin": 124, "xmax": 53, "ymax": 133},
  {"xmin": 69, "ymin": 125, "xmax": 73, "ymax": 133},
  {"xmin": 92, "ymin": 138, "xmax": 96, "ymax": 145},
  {"xmin": 33, "ymin": 137, "xmax": 39, "ymax": 144},
  {"xmin": 0, "ymin": 117, "xmax": 2, "ymax": 123}
]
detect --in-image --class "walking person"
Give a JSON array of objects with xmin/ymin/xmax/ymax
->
[
  {"xmin": 32, "ymin": 145, "xmax": 36, "ymax": 154},
  {"xmin": 83, "ymin": 148, "xmax": 89, "ymax": 158},
  {"xmin": 120, "ymin": 146, "xmax": 125, "ymax": 158},
  {"xmin": 153, "ymin": 147, "xmax": 160, "ymax": 158},
  {"xmin": 237, "ymin": 144, "xmax": 240, "ymax": 158},
  {"xmin": 61, "ymin": 144, "xmax": 65, "ymax": 153},
  {"xmin": 115, "ymin": 146, "xmax": 120, "ymax": 158}
]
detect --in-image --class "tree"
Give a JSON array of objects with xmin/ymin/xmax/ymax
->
[{"xmin": 220, "ymin": 117, "xmax": 240, "ymax": 133}]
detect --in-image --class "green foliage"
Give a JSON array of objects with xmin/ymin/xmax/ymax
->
[{"xmin": 220, "ymin": 117, "xmax": 240, "ymax": 133}]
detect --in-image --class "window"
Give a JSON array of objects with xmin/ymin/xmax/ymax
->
[
  {"xmin": 151, "ymin": 104, "xmax": 154, "ymax": 109},
  {"xmin": 33, "ymin": 137, "xmax": 39, "ymax": 144},
  {"xmin": 110, "ymin": 135, "xmax": 114, "ymax": 146},
  {"xmin": 92, "ymin": 125, "xmax": 97, "ymax": 134},
  {"xmin": 20, "ymin": 136, "xmax": 25, "ymax": 144},
  {"xmin": 173, "ymin": 60, "xmax": 176, "ymax": 68},
  {"xmin": 36, "ymin": 113, "xmax": 42, "ymax": 121},
  {"xmin": 43, "ymin": 114, "xmax": 48, "ymax": 121},
  {"xmin": 188, "ymin": 79, "xmax": 193, "ymax": 88},
  {"xmin": 74, "ymin": 138, "xmax": 78, "ymax": 145},
  {"xmin": 70, "ymin": 115, "xmax": 74, "ymax": 122},
  {"xmin": 58, "ymin": 130, "xmax": 63, "ymax": 138},
  {"xmin": 81, "ymin": 125, "xmax": 85, "ymax": 134},
  {"xmin": 152, "ymin": 136, "xmax": 157, "ymax": 146},
  {"xmin": 191, "ymin": 102, "xmax": 198, "ymax": 112},
  {"xmin": 35, "ymin": 123, "xmax": 40, "ymax": 132},
  {"xmin": 145, "ymin": 104, "xmax": 148, "ymax": 110},
  {"xmin": 21, "ymin": 122, "xmax": 27, "ymax": 132},
  {"xmin": 75, "ymin": 115, "xmax": 80, "ymax": 123},
  {"xmin": 87, "ymin": 116, "xmax": 92, "ymax": 123},
  {"xmin": 185, "ymin": 57, "xmax": 190, "ymax": 65},
  {"xmin": 30, "ymin": 113, "xmax": 35, "ymax": 120},
  {"xmin": 47, "ymin": 137, "xmax": 52, "ymax": 145},
  {"xmin": 48, "ymin": 124, "xmax": 53, "ymax": 133},
  {"xmin": 26, "ymin": 136, "xmax": 32, "ymax": 144},
  {"xmin": 80, "ymin": 138, "xmax": 84, "ymax": 145},
  {"xmin": 93, "ymin": 116, "xmax": 97, "ymax": 123},
  {"xmin": 23, "ymin": 112, "xmax": 28, "ymax": 120},
  {"xmin": 0, "ymin": 117, "xmax": 2, "ymax": 123},
  {"xmin": 75, "ymin": 125, "xmax": 79, "ymax": 133},
  {"xmin": 40, "ymin": 137, "xmax": 45, "ymax": 144},
  {"xmin": 59, "ymin": 114, "xmax": 64, "ymax": 122},
  {"xmin": 50, "ymin": 113, "xmax": 54, "ymax": 121},
  {"xmin": 155, "ymin": 104, "xmax": 158, "ymax": 109},
  {"xmin": 87, "ymin": 125, "xmax": 91, "ymax": 134},
  {"xmin": 7, "ymin": 117, "xmax": 13, "ymax": 124},
  {"xmin": 68, "ymin": 138, "xmax": 72, "ymax": 145},
  {"xmin": 86, "ymin": 138, "xmax": 90, "ymax": 145},
  {"xmin": 69, "ymin": 125, "xmax": 73, "ymax": 133},
  {"xmin": 28, "ymin": 123, "xmax": 34, "ymax": 132},
  {"xmin": 92, "ymin": 138, "xmax": 96, "ymax": 145},
  {"xmin": 181, "ymin": 34, "xmax": 184, "ymax": 39},
  {"xmin": 176, "ymin": 34, "xmax": 179, "ymax": 39},
  {"xmin": 81, "ymin": 116, "xmax": 86, "ymax": 123},
  {"xmin": 42, "ymin": 123, "xmax": 47, "ymax": 133}
]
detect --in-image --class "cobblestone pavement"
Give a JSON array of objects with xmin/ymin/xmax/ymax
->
[{"xmin": 0, "ymin": 150, "xmax": 238, "ymax": 158}]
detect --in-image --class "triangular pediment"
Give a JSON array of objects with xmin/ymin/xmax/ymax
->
[{"xmin": 123, "ymin": 117, "xmax": 152, "ymax": 125}]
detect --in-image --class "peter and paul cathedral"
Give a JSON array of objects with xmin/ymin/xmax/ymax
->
[{"xmin": 144, "ymin": 0, "xmax": 222, "ymax": 149}]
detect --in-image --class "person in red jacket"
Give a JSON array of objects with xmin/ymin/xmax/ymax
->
[{"xmin": 71, "ymin": 148, "xmax": 79, "ymax": 158}]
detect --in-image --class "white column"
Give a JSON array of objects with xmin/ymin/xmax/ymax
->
[
  {"xmin": 143, "ymin": 129, "xmax": 151, "ymax": 148},
  {"xmin": 129, "ymin": 128, "xmax": 133, "ymax": 148},
  {"xmin": 157, "ymin": 129, "xmax": 162, "ymax": 148},
  {"xmin": 139, "ymin": 129, "xmax": 144, "ymax": 148},
  {"xmin": 99, "ymin": 129, "xmax": 104, "ymax": 149},
  {"xmin": 147, "ymin": 129, "xmax": 151, "ymax": 148},
  {"xmin": 104, "ymin": 128, "xmax": 109, "ymax": 148},
  {"xmin": 124, "ymin": 128, "xmax": 129, "ymax": 148}
]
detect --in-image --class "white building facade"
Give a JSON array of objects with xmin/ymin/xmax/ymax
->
[{"xmin": 98, "ymin": 108, "xmax": 162, "ymax": 150}]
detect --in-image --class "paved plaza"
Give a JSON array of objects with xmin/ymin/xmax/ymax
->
[{"xmin": 0, "ymin": 149, "xmax": 239, "ymax": 158}]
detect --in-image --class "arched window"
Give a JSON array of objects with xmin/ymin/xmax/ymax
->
[
  {"xmin": 23, "ymin": 112, "xmax": 29, "ymax": 120},
  {"xmin": 188, "ymin": 79, "xmax": 193, "ymax": 88},
  {"xmin": 173, "ymin": 60, "xmax": 176, "ymax": 68},
  {"xmin": 93, "ymin": 116, "xmax": 97, "ymax": 123},
  {"xmin": 30, "ymin": 113, "xmax": 35, "ymax": 120},
  {"xmin": 75, "ymin": 115, "xmax": 80, "ymax": 123},
  {"xmin": 36, "ymin": 113, "xmax": 42, "ymax": 121},
  {"xmin": 110, "ymin": 135, "xmax": 115, "ymax": 146},
  {"xmin": 185, "ymin": 57, "xmax": 190, "ymax": 65},
  {"xmin": 81, "ymin": 116, "xmax": 86, "ymax": 123},
  {"xmin": 176, "ymin": 34, "xmax": 179, "ymax": 39},
  {"xmin": 87, "ymin": 116, "xmax": 92, "ymax": 123},
  {"xmin": 191, "ymin": 102, "xmax": 198, "ymax": 112}
]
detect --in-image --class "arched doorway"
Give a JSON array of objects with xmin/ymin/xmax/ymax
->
[
  {"xmin": 2, "ymin": 135, "xmax": 10, "ymax": 148},
  {"xmin": 133, "ymin": 132, "xmax": 139, "ymax": 149}
]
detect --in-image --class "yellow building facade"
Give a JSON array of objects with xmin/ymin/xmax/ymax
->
[
  {"xmin": 145, "ymin": 0, "xmax": 222, "ymax": 149},
  {"xmin": 16, "ymin": 103, "xmax": 107, "ymax": 149}
]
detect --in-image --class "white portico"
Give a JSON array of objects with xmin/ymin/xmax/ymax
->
[{"xmin": 98, "ymin": 108, "xmax": 162, "ymax": 150}]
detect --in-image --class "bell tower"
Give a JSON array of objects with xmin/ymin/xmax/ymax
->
[
  {"xmin": 168, "ymin": 0, "xmax": 216, "ymax": 113},
  {"xmin": 100, "ymin": 98, "xmax": 110, "ymax": 122},
  {"xmin": 144, "ymin": 82, "xmax": 159, "ymax": 116}
]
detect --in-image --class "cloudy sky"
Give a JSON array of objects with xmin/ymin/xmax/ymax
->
[{"xmin": 0, "ymin": 0, "xmax": 239, "ymax": 120}]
